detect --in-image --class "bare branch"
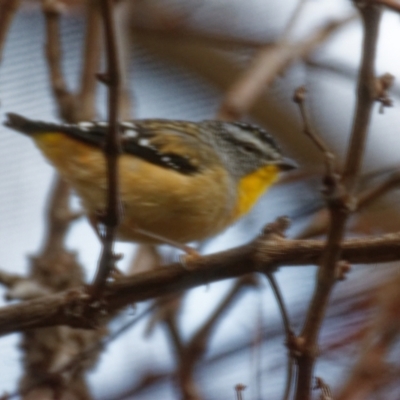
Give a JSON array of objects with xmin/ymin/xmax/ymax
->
[{"xmin": 2, "ymin": 228, "xmax": 400, "ymax": 335}]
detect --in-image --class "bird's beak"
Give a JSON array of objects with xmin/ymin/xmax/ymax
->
[{"xmin": 275, "ymin": 157, "xmax": 298, "ymax": 171}]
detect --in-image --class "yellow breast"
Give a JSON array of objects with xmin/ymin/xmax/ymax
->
[{"xmin": 234, "ymin": 165, "xmax": 279, "ymax": 218}]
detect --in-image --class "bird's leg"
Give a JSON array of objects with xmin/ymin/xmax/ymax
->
[
  {"xmin": 90, "ymin": 212, "xmax": 200, "ymax": 266},
  {"xmin": 133, "ymin": 226, "xmax": 200, "ymax": 261},
  {"xmin": 89, "ymin": 213, "xmax": 124, "ymax": 278}
]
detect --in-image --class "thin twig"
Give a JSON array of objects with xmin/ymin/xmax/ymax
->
[
  {"xmin": 91, "ymin": 0, "xmax": 122, "ymax": 294},
  {"xmin": 315, "ymin": 377, "xmax": 333, "ymax": 400},
  {"xmin": 293, "ymin": 86, "xmax": 336, "ymax": 176},
  {"xmin": 294, "ymin": 4, "xmax": 382, "ymax": 400},
  {"xmin": 235, "ymin": 384, "xmax": 247, "ymax": 400},
  {"xmin": 265, "ymin": 273, "xmax": 294, "ymax": 400}
]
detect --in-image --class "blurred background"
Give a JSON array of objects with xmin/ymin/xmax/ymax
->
[{"xmin": 1, "ymin": 0, "xmax": 400, "ymax": 399}]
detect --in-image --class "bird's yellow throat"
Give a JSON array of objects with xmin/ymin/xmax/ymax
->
[{"xmin": 234, "ymin": 165, "xmax": 279, "ymax": 218}]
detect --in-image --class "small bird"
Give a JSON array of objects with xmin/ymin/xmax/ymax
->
[{"xmin": 4, "ymin": 113, "xmax": 296, "ymax": 244}]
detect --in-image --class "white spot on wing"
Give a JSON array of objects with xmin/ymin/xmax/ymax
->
[
  {"xmin": 123, "ymin": 129, "xmax": 138, "ymax": 138},
  {"xmin": 138, "ymin": 138, "xmax": 150, "ymax": 147},
  {"xmin": 78, "ymin": 122, "xmax": 94, "ymax": 130},
  {"xmin": 121, "ymin": 122, "xmax": 135, "ymax": 129}
]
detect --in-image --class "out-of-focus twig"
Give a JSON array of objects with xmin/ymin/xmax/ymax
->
[
  {"xmin": 76, "ymin": 0, "xmax": 102, "ymax": 121},
  {"xmin": 262, "ymin": 217, "xmax": 294, "ymax": 400},
  {"xmin": 296, "ymin": 168, "xmax": 400, "ymax": 239},
  {"xmin": 40, "ymin": 177, "xmax": 83, "ymax": 258},
  {"xmin": 43, "ymin": 0, "xmax": 103, "ymax": 123},
  {"xmin": 281, "ymin": 0, "xmax": 308, "ymax": 41},
  {"xmin": 376, "ymin": 0, "xmax": 400, "ymax": 12},
  {"xmin": 43, "ymin": 0, "xmax": 76, "ymax": 121},
  {"xmin": 5, "ymin": 304, "xmax": 155, "ymax": 400},
  {"xmin": 111, "ymin": 0, "xmax": 133, "ymax": 121},
  {"xmin": 266, "ymin": 273, "xmax": 294, "ymax": 400},
  {"xmin": 0, "ymin": 0, "xmax": 20, "ymax": 62},
  {"xmin": 337, "ymin": 273, "xmax": 400, "ymax": 400},
  {"xmin": 217, "ymin": 15, "xmax": 355, "ymax": 121},
  {"xmin": 18, "ymin": 176, "xmax": 100, "ymax": 400},
  {"xmin": 177, "ymin": 276, "xmax": 257, "ymax": 400},
  {"xmin": 132, "ymin": 25, "xmax": 274, "ymax": 50},
  {"xmin": 357, "ymin": 170, "xmax": 400, "ymax": 209},
  {"xmin": 134, "ymin": 31, "xmax": 320, "ymax": 162},
  {"xmin": 158, "ymin": 276, "xmax": 257, "ymax": 400}
]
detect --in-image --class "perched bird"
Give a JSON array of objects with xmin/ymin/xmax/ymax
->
[{"xmin": 4, "ymin": 113, "xmax": 296, "ymax": 244}]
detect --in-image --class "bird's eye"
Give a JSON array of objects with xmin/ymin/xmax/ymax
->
[{"xmin": 241, "ymin": 143, "xmax": 257, "ymax": 153}]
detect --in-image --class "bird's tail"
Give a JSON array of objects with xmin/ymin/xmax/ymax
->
[{"xmin": 4, "ymin": 113, "xmax": 60, "ymax": 136}]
